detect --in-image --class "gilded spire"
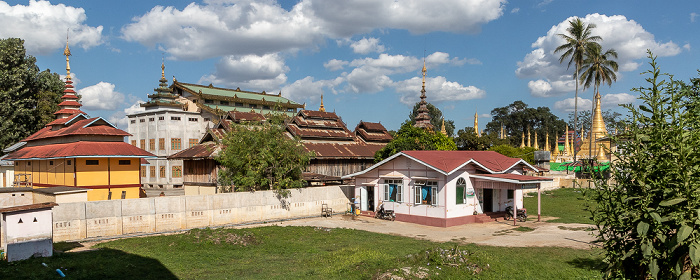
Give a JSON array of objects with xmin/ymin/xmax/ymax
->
[
  {"xmin": 545, "ymin": 131, "xmax": 549, "ymax": 152},
  {"xmin": 552, "ymin": 133, "xmax": 559, "ymax": 157},
  {"xmin": 55, "ymin": 32, "xmax": 83, "ymax": 119},
  {"xmin": 527, "ymin": 127, "xmax": 531, "ymax": 147},
  {"xmin": 64, "ymin": 32, "xmax": 71, "ymax": 80},
  {"xmin": 319, "ymin": 94, "xmax": 326, "ymax": 112},
  {"xmin": 440, "ymin": 118, "xmax": 447, "ymax": 136},
  {"xmin": 534, "ymin": 131, "xmax": 539, "ymax": 150},
  {"xmin": 591, "ymin": 92, "xmax": 608, "ymax": 138},
  {"xmin": 565, "ymin": 125, "xmax": 570, "ymax": 156},
  {"xmin": 474, "ymin": 110, "xmax": 479, "ymax": 137},
  {"xmin": 520, "ymin": 132, "xmax": 525, "ymax": 148}
]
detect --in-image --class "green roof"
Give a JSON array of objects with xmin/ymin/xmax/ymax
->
[
  {"xmin": 177, "ymin": 82, "xmax": 301, "ymax": 105},
  {"xmin": 206, "ymin": 105, "xmax": 297, "ymax": 117}
]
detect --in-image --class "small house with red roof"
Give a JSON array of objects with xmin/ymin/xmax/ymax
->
[
  {"xmin": 342, "ymin": 150, "xmax": 552, "ymax": 227},
  {"xmin": 3, "ymin": 41, "xmax": 155, "ymax": 201}
]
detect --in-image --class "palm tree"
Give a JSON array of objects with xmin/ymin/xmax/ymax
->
[
  {"xmin": 579, "ymin": 43, "xmax": 618, "ymax": 164},
  {"xmin": 554, "ymin": 18, "xmax": 601, "ymax": 162}
]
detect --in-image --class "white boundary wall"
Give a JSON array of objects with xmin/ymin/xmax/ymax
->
[{"xmin": 52, "ymin": 186, "xmax": 352, "ymax": 242}]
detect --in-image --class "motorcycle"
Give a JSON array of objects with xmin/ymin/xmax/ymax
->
[
  {"xmin": 374, "ymin": 203, "xmax": 396, "ymax": 221},
  {"xmin": 504, "ymin": 205, "xmax": 527, "ymax": 222}
]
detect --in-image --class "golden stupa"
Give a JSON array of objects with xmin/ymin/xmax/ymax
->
[{"xmin": 576, "ymin": 92, "xmax": 611, "ymax": 161}]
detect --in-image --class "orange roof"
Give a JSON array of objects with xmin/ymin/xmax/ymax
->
[{"xmin": 4, "ymin": 141, "xmax": 155, "ymax": 160}]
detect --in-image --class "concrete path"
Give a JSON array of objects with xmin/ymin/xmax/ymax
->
[{"xmin": 254, "ymin": 215, "xmax": 598, "ymax": 250}]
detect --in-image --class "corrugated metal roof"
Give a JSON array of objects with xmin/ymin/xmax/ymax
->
[
  {"xmin": 0, "ymin": 202, "xmax": 58, "ymax": 213},
  {"xmin": 402, "ymin": 150, "xmax": 524, "ymax": 173},
  {"xmin": 471, "ymin": 173, "xmax": 553, "ymax": 182},
  {"xmin": 355, "ymin": 127, "xmax": 392, "ymax": 143},
  {"xmin": 4, "ymin": 141, "xmax": 156, "ymax": 160},
  {"xmin": 168, "ymin": 142, "xmax": 220, "ymax": 159},
  {"xmin": 24, "ymin": 117, "xmax": 129, "ymax": 142},
  {"xmin": 174, "ymin": 81, "xmax": 301, "ymax": 105},
  {"xmin": 358, "ymin": 121, "xmax": 387, "ymax": 132},
  {"xmin": 301, "ymin": 142, "xmax": 383, "ymax": 159}
]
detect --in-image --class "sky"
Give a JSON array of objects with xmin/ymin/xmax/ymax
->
[{"xmin": 2, "ymin": 0, "xmax": 699, "ymax": 132}]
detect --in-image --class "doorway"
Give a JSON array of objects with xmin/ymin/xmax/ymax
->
[
  {"xmin": 360, "ymin": 186, "xmax": 375, "ymax": 211},
  {"xmin": 483, "ymin": 189, "xmax": 493, "ymax": 212}
]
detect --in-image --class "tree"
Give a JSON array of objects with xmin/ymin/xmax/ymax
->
[
  {"xmin": 454, "ymin": 127, "xmax": 508, "ymax": 151},
  {"xmin": 484, "ymin": 101, "xmax": 566, "ymax": 151},
  {"xmin": 0, "ymin": 38, "xmax": 63, "ymax": 150},
  {"xmin": 579, "ymin": 43, "xmax": 618, "ymax": 156},
  {"xmin": 588, "ymin": 53, "xmax": 700, "ymax": 279},
  {"xmin": 408, "ymin": 102, "xmax": 455, "ymax": 136},
  {"xmin": 555, "ymin": 18, "xmax": 602, "ymax": 163},
  {"xmin": 488, "ymin": 145, "xmax": 537, "ymax": 165},
  {"xmin": 568, "ymin": 109, "xmax": 627, "ymax": 136},
  {"xmin": 374, "ymin": 121, "xmax": 456, "ymax": 162},
  {"xmin": 216, "ymin": 118, "xmax": 313, "ymax": 197}
]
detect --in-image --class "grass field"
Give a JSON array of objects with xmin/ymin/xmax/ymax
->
[
  {"xmin": 0, "ymin": 226, "xmax": 602, "ymax": 279},
  {"xmin": 524, "ymin": 187, "xmax": 593, "ymax": 224}
]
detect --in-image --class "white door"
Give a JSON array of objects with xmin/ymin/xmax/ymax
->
[{"xmin": 360, "ymin": 186, "xmax": 368, "ymax": 211}]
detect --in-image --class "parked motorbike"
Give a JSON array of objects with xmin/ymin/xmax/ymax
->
[
  {"xmin": 374, "ymin": 204, "xmax": 396, "ymax": 221},
  {"xmin": 504, "ymin": 205, "xmax": 527, "ymax": 222}
]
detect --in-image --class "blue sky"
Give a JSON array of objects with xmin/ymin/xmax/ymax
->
[{"xmin": 3, "ymin": 0, "xmax": 699, "ymax": 132}]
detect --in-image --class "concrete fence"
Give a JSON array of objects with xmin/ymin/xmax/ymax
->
[{"xmin": 52, "ymin": 185, "xmax": 352, "ymax": 242}]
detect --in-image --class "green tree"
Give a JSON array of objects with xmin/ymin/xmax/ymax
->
[
  {"xmin": 0, "ymin": 38, "xmax": 63, "ymax": 150},
  {"xmin": 374, "ymin": 121, "xmax": 456, "ymax": 162},
  {"xmin": 568, "ymin": 109, "xmax": 627, "ymax": 136},
  {"xmin": 455, "ymin": 127, "xmax": 508, "ymax": 151},
  {"xmin": 216, "ymin": 118, "xmax": 312, "ymax": 197},
  {"xmin": 579, "ymin": 44, "xmax": 618, "ymax": 155},
  {"xmin": 588, "ymin": 53, "xmax": 700, "ymax": 279},
  {"xmin": 555, "ymin": 18, "xmax": 602, "ymax": 163},
  {"xmin": 488, "ymin": 145, "xmax": 537, "ymax": 165},
  {"xmin": 408, "ymin": 102, "xmax": 455, "ymax": 136},
  {"xmin": 484, "ymin": 101, "xmax": 566, "ymax": 151}
]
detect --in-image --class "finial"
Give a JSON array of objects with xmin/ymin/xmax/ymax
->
[
  {"xmin": 421, "ymin": 58, "xmax": 427, "ymax": 88},
  {"xmin": 64, "ymin": 29, "xmax": 71, "ymax": 79},
  {"xmin": 319, "ymin": 94, "xmax": 326, "ymax": 112},
  {"xmin": 161, "ymin": 56, "xmax": 165, "ymax": 79}
]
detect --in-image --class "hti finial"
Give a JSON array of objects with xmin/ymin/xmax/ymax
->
[{"xmin": 319, "ymin": 93, "xmax": 326, "ymax": 112}]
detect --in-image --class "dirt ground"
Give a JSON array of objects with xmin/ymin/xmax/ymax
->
[{"xmin": 67, "ymin": 215, "xmax": 597, "ymax": 252}]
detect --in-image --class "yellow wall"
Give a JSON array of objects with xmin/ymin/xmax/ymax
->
[
  {"xmin": 86, "ymin": 187, "xmax": 140, "ymax": 201},
  {"xmin": 76, "ymin": 158, "xmax": 109, "ymax": 186},
  {"xmin": 109, "ymin": 158, "xmax": 140, "ymax": 185}
]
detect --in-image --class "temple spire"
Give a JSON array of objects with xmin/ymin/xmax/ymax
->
[
  {"xmin": 414, "ymin": 58, "xmax": 433, "ymax": 130},
  {"xmin": 319, "ymin": 94, "xmax": 326, "ymax": 112},
  {"xmin": 545, "ymin": 131, "xmax": 549, "ymax": 152},
  {"xmin": 534, "ymin": 130, "xmax": 539, "ymax": 150},
  {"xmin": 565, "ymin": 125, "xmax": 570, "ymax": 156},
  {"xmin": 440, "ymin": 118, "xmax": 447, "ymax": 136},
  {"xmin": 527, "ymin": 127, "xmax": 531, "ymax": 147},
  {"xmin": 54, "ymin": 32, "xmax": 84, "ymax": 119},
  {"xmin": 474, "ymin": 110, "xmax": 479, "ymax": 137},
  {"xmin": 520, "ymin": 132, "xmax": 525, "ymax": 148}
]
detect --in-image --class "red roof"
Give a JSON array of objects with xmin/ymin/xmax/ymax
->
[
  {"xmin": 402, "ymin": 150, "xmax": 525, "ymax": 174},
  {"xmin": 61, "ymin": 94, "xmax": 79, "ymax": 99},
  {"xmin": 54, "ymin": 108, "xmax": 86, "ymax": 115},
  {"xmin": 58, "ymin": 100, "xmax": 82, "ymax": 107},
  {"xmin": 46, "ymin": 113, "xmax": 87, "ymax": 126},
  {"xmin": 24, "ymin": 117, "xmax": 129, "ymax": 142},
  {"xmin": 471, "ymin": 173, "xmax": 552, "ymax": 183},
  {"xmin": 4, "ymin": 141, "xmax": 155, "ymax": 160}
]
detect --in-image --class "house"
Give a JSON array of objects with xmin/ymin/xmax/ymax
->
[
  {"xmin": 342, "ymin": 150, "xmax": 552, "ymax": 227},
  {"xmin": 3, "ymin": 41, "xmax": 155, "ymax": 201},
  {"xmin": 0, "ymin": 202, "xmax": 57, "ymax": 261}
]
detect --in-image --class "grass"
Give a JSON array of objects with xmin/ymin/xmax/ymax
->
[
  {"xmin": 0, "ymin": 226, "xmax": 603, "ymax": 279},
  {"xmin": 524, "ymin": 187, "xmax": 593, "ymax": 224}
]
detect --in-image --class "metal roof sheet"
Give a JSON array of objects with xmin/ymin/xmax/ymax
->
[{"xmin": 4, "ymin": 141, "xmax": 156, "ymax": 160}]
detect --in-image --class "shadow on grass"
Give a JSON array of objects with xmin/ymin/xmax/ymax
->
[
  {"xmin": 53, "ymin": 241, "xmax": 83, "ymax": 252},
  {"xmin": 0, "ymin": 248, "xmax": 178, "ymax": 280},
  {"xmin": 566, "ymin": 256, "xmax": 604, "ymax": 271}
]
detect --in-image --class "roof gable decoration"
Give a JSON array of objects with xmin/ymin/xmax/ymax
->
[
  {"xmin": 82, "ymin": 117, "xmax": 119, "ymax": 129},
  {"xmin": 342, "ymin": 151, "xmax": 540, "ymax": 179}
]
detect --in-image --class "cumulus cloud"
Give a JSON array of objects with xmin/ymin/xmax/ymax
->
[
  {"xmin": 684, "ymin": 43, "xmax": 691, "ymax": 51},
  {"xmin": 394, "ymin": 76, "xmax": 485, "ymax": 105},
  {"xmin": 199, "ymin": 53, "xmax": 289, "ymax": 91},
  {"xmin": 280, "ymin": 76, "xmax": 342, "ymax": 104},
  {"xmin": 517, "ymin": 13, "xmax": 681, "ymax": 97},
  {"xmin": 511, "ymin": 8, "xmax": 519, "ymax": 14},
  {"xmin": 78, "ymin": 82, "xmax": 125, "ymax": 111},
  {"xmin": 121, "ymin": 0, "xmax": 505, "ymax": 60},
  {"xmin": 109, "ymin": 100, "xmax": 145, "ymax": 128},
  {"xmin": 553, "ymin": 93, "xmax": 635, "ymax": 112},
  {"xmin": 350, "ymin": 37, "xmax": 385, "ymax": 54},
  {"xmin": 0, "ymin": 0, "xmax": 103, "ymax": 55},
  {"xmin": 692, "ymin": 12, "xmax": 698, "ymax": 23},
  {"xmin": 324, "ymin": 59, "xmax": 349, "ymax": 71}
]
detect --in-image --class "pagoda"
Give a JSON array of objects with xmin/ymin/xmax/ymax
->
[
  {"xmin": 576, "ymin": 92, "xmax": 611, "ymax": 161},
  {"xmin": 54, "ymin": 39, "xmax": 86, "ymax": 119},
  {"xmin": 141, "ymin": 63, "xmax": 183, "ymax": 110},
  {"xmin": 414, "ymin": 59, "xmax": 433, "ymax": 130}
]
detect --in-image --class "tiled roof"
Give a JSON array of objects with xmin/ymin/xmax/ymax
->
[
  {"xmin": 402, "ymin": 150, "xmax": 524, "ymax": 174},
  {"xmin": 4, "ymin": 141, "xmax": 155, "ymax": 160},
  {"xmin": 24, "ymin": 117, "xmax": 129, "ymax": 142}
]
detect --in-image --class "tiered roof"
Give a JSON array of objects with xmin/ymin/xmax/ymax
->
[
  {"xmin": 354, "ymin": 121, "xmax": 392, "ymax": 143},
  {"xmin": 414, "ymin": 60, "xmax": 433, "ymax": 130},
  {"xmin": 141, "ymin": 63, "xmax": 183, "ymax": 109},
  {"xmin": 55, "ymin": 40, "xmax": 85, "ymax": 119}
]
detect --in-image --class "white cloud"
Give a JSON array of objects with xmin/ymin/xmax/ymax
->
[
  {"xmin": 324, "ymin": 59, "xmax": 349, "ymax": 71},
  {"xmin": 121, "ymin": 0, "xmax": 505, "ymax": 60},
  {"xmin": 78, "ymin": 82, "xmax": 125, "ymax": 111},
  {"xmin": 691, "ymin": 12, "xmax": 698, "ymax": 23},
  {"xmin": 350, "ymin": 37, "xmax": 385, "ymax": 54},
  {"xmin": 528, "ymin": 80, "xmax": 553, "ymax": 97},
  {"xmin": 517, "ymin": 13, "xmax": 681, "ymax": 97},
  {"xmin": 511, "ymin": 8, "xmax": 519, "ymax": 14},
  {"xmin": 109, "ymin": 100, "xmax": 145, "ymax": 129},
  {"xmin": 684, "ymin": 43, "xmax": 691, "ymax": 51},
  {"xmin": 395, "ymin": 76, "xmax": 485, "ymax": 105},
  {"xmin": 553, "ymin": 93, "xmax": 635, "ymax": 112},
  {"xmin": 0, "ymin": 0, "xmax": 103, "ymax": 55},
  {"xmin": 554, "ymin": 97, "xmax": 591, "ymax": 112},
  {"xmin": 199, "ymin": 53, "xmax": 289, "ymax": 91},
  {"xmin": 280, "ymin": 76, "xmax": 342, "ymax": 105}
]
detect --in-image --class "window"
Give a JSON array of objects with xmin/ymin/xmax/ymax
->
[
  {"xmin": 149, "ymin": 117, "xmax": 154, "ymax": 122},
  {"xmin": 171, "ymin": 116, "xmax": 181, "ymax": 121},
  {"xmin": 27, "ymin": 161, "xmax": 31, "ymax": 166},
  {"xmin": 141, "ymin": 166, "xmax": 146, "ymax": 177},
  {"xmin": 121, "ymin": 191, "xmax": 126, "ymax": 199},
  {"xmin": 456, "ymin": 178, "xmax": 467, "ymax": 205},
  {"xmin": 287, "ymin": 108, "xmax": 294, "ymax": 112},
  {"xmin": 131, "ymin": 140, "xmax": 137, "ymax": 146},
  {"xmin": 67, "ymin": 160, "xmax": 71, "ymax": 166},
  {"xmin": 140, "ymin": 139, "xmax": 145, "ymax": 149},
  {"xmin": 149, "ymin": 139, "xmax": 155, "ymax": 150},
  {"xmin": 219, "ymin": 101, "xmax": 229, "ymax": 106},
  {"xmin": 172, "ymin": 166, "xmax": 182, "ymax": 178},
  {"xmin": 204, "ymin": 99, "xmax": 213, "ymax": 104},
  {"xmin": 235, "ymin": 102, "xmax": 243, "ymax": 107},
  {"xmin": 118, "ymin": 160, "xmax": 131, "ymax": 165},
  {"xmin": 159, "ymin": 166, "xmax": 166, "ymax": 178},
  {"xmin": 507, "ymin": 189, "xmax": 514, "ymax": 200},
  {"xmin": 150, "ymin": 166, "xmax": 156, "ymax": 177},
  {"xmin": 86, "ymin": 160, "xmax": 99, "ymax": 165},
  {"xmin": 49, "ymin": 160, "xmax": 54, "ymax": 166},
  {"xmin": 107, "ymin": 191, "xmax": 112, "ymax": 200},
  {"xmin": 158, "ymin": 116, "xmax": 164, "ymax": 121},
  {"xmin": 189, "ymin": 138, "xmax": 198, "ymax": 148},
  {"xmin": 383, "ymin": 179, "xmax": 403, "ymax": 202},
  {"xmin": 171, "ymin": 138, "xmax": 181, "ymax": 150},
  {"xmin": 130, "ymin": 120, "xmax": 136, "ymax": 124},
  {"xmin": 188, "ymin": 117, "xmax": 198, "ymax": 122},
  {"xmin": 140, "ymin": 119, "xmax": 145, "ymax": 123},
  {"xmin": 203, "ymin": 118, "xmax": 210, "ymax": 122},
  {"xmin": 249, "ymin": 104, "xmax": 257, "ymax": 109},
  {"xmin": 414, "ymin": 180, "xmax": 438, "ymax": 206},
  {"xmin": 159, "ymin": 138, "xmax": 165, "ymax": 150},
  {"xmin": 263, "ymin": 105, "xmax": 270, "ymax": 110}
]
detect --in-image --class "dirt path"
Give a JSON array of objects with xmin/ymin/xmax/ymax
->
[{"xmin": 256, "ymin": 215, "xmax": 598, "ymax": 250}]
